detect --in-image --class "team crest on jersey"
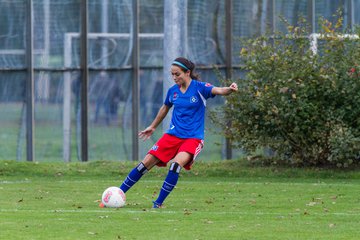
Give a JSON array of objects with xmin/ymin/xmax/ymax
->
[
  {"xmin": 205, "ymin": 82, "xmax": 212, "ymax": 87},
  {"xmin": 151, "ymin": 144, "xmax": 159, "ymax": 151},
  {"xmin": 173, "ymin": 92, "xmax": 178, "ymax": 101},
  {"xmin": 190, "ymin": 96, "xmax": 198, "ymax": 103}
]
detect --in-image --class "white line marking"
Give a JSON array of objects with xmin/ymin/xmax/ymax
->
[
  {"xmin": 0, "ymin": 208, "xmax": 359, "ymax": 216},
  {"xmin": 0, "ymin": 180, "xmax": 32, "ymax": 184}
]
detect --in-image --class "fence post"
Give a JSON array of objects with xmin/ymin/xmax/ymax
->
[
  {"xmin": 307, "ymin": 0, "xmax": 315, "ymax": 33},
  {"xmin": 26, "ymin": 0, "xmax": 35, "ymax": 162},
  {"xmin": 163, "ymin": 0, "xmax": 188, "ymax": 131},
  {"xmin": 132, "ymin": 0, "xmax": 140, "ymax": 161},
  {"xmin": 80, "ymin": 0, "xmax": 89, "ymax": 162},
  {"xmin": 224, "ymin": 0, "xmax": 233, "ymax": 160}
]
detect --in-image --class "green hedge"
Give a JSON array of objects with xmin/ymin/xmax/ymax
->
[{"xmin": 212, "ymin": 16, "xmax": 360, "ymax": 167}]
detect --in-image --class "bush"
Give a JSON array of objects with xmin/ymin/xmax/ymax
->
[{"xmin": 212, "ymin": 16, "xmax": 360, "ymax": 167}]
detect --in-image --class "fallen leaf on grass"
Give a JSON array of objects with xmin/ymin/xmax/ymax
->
[
  {"xmin": 72, "ymin": 204, "xmax": 83, "ymax": 209},
  {"xmin": 249, "ymin": 199, "xmax": 256, "ymax": 205},
  {"xmin": 205, "ymin": 199, "xmax": 213, "ymax": 204},
  {"xmin": 152, "ymin": 191, "xmax": 157, "ymax": 198},
  {"xmin": 306, "ymin": 202, "xmax": 317, "ymax": 207},
  {"xmin": 183, "ymin": 209, "xmax": 192, "ymax": 215}
]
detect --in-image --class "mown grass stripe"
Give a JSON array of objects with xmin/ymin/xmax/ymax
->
[{"xmin": 0, "ymin": 208, "xmax": 359, "ymax": 216}]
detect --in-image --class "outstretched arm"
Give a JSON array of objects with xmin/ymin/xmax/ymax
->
[
  {"xmin": 211, "ymin": 82, "xmax": 238, "ymax": 96},
  {"xmin": 138, "ymin": 104, "xmax": 170, "ymax": 141}
]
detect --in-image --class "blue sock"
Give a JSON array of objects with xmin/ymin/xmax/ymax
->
[
  {"xmin": 154, "ymin": 162, "xmax": 181, "ymax": 205},
  {"xmin": 120, "ymin": 162, "xmax": 148, "ymax": 193}
]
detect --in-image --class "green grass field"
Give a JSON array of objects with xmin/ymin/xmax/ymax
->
[{"xmin": 1, "ymin": 160, "xmax": 360, "ymax": 239}]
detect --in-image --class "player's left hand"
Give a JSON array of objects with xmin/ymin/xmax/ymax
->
[{"xmin": 229, "ymin": 82, "xmax": 238, "ymax": 92}]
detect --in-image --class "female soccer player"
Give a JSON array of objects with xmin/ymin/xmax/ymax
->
[{"xmin": 119, "ymin": 57, "xmax": 238, "ymax": 208}]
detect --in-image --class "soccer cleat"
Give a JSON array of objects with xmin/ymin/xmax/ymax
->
[
  {"xmin": 152, "ymin": 201, "xmax": 163, "ymax": 209},
  {"xmin": 99, "ymin": 202, "xmax": 105, "ymax": 208}
]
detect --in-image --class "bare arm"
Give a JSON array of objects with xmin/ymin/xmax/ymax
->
[
  {"xmin": 138, "ymin": 104, "xmax": 170, "ymax": 141},
  {"xmin": 211, "ymin": 82, "xmax": 238, "ymax": 96}
]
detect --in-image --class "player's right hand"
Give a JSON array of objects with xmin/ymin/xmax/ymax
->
[{"xmin": 138, "ymin": 127, "xmax": 155, "ymax": 141}]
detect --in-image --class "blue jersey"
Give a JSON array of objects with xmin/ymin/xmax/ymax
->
[{"xmin": 164, "ymin": 80, "xmax": 215, "ymax": 139}]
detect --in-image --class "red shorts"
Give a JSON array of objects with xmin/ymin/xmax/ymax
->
[{"xmin": 148, "ymin": 134, "xmax": 204, "ymax": 170}]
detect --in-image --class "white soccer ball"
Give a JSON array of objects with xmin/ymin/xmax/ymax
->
[{"xmin": 101, "ymin": 187, "xmax": 126, "ymax": 208}]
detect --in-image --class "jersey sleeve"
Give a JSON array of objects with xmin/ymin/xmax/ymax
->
[
  {"xmin": 198, "ymin": 82, "xmax": 215, "ymax": 99},
  {"xmin": 164, "ymin": 88, "xmax": 173, "ymax": 107}
]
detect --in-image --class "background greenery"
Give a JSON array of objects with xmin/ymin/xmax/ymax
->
[
  {"xmin": 212, "ymin": 16, "xmax": 360, "ymax": 167},
  {"xmin": 3, "ymin": 1, "xmax": 360, "ymax": 162}
]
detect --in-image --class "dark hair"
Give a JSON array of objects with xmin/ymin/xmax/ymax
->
[{"xmin": 172, "ymin": 57, "xmax": 200, "ymax": 80}]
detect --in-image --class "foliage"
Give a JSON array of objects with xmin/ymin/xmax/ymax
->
[{"xmin": 211, "ymin": 16, "xmax": 360, "ymax": 167}]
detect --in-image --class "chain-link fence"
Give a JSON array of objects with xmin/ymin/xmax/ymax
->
[{"xmin": 0, "ymin": 0, "xmax": 359, "ymax": 162}]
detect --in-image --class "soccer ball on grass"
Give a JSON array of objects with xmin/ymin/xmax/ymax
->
[{"xmin": 101, "ymin": 186, "xmax": 126, "ymax": 208}]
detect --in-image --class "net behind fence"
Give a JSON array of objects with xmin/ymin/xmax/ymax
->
[{"xmin": 0, "ymin": 0, "xmax": 359, "ymax": 162}]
